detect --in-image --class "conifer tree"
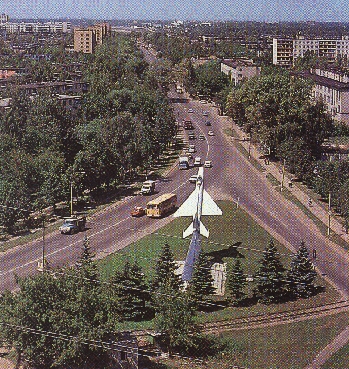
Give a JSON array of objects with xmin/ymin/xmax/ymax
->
[
  {"xmin": 226, "ymin": 258, "xmax": 246, "ymax": 306},
  {"xmin": 152, "ymin": 243, "xmax": 182, "ymax": 292},
  {"xmin": 287, "ymin": 241, "xmax": 317, "ymax": 299},
  {"xmin": 111, "ymin": 260, "xmax": 151, "ymax": 321},
  {"xmin": 188, "ymin": 251, "xmax": 215, "ymax": 306},
  {"xmin": 255, "ymin": 239, "xmax": 286, "ymax": 304}
]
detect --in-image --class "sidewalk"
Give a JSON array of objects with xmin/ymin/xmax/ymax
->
[{"xmin": 229, "ymin": 119, "xmax": 349, "ymax": 245}]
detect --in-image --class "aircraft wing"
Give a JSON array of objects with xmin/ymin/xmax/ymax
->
[
  {"xmin": 173, "ymin": 188, "xmax": 199, "ymax": 217},
  {"xmin": 201, "ymin": 189, "xmax": 222, "ymax": 216}
]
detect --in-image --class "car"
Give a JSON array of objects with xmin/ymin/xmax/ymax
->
[
  {"xmin": 202, "ymin": 111, "xmax": 209, "ymax": 116},
  {"xmin": 131, "ymin": 206, "xmax": 146, "ymax": 217},
  {"xmin": 188, "ymin": 108, "xmax": 194, "ymax": 113},
  {"xmin": 189, "ymin": 174, "xmax": 198, "ymax": 183},
  {"xmin": 208, "ymin": 130, "xmax": 214, "ymax": 136},
  {"xmin": 204, "ymin": 160, "xmax": 212, "ymax": 168},
  {"xmin": 194, "ymin": 156, "xmax": 202, "ymax": 166},
  {"xmin": 188, "ymin": 144, "xmax": 196, "ymax": 153},
  {"xmin": 200, "ymin": 100, "xmax": 207, "ymax": 104},
  {"xmin": 188, "ymin": 133, "xmax": 196, "ymax": 140},
  {"xmin": 199, "ymin": 134, "xmax": 205, "ymax": 140},
  {"xmin": 205, "ymin": 121, "xmax": 211, "ymax": 126}
]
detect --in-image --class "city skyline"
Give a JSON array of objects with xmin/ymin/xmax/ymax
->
[{"xmin": 1, "ymin": 0, "xmax": 348, "ymax": 22}]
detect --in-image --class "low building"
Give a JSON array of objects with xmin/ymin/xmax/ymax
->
[
  {"xmin": 221, "ymin": 58, "xmax": 261, "ymax": 85},
  {"xmin": 293, "ymin": 67, "xmax": 349, "ymax": 124}
]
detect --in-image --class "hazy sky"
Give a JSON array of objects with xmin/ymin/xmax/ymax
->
[{"xmin": 1, "ymin": 0, "xmax": 348, "ymax": 21}]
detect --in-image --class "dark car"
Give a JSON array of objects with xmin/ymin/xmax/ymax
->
[{"xmin": 205, "ymin": 121, "xmax": 211, "ymax": 126}]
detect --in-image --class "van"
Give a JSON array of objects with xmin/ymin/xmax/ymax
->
[{"xmin": 141, "ymin": 180, "xmax": 156, "ymax": 195}]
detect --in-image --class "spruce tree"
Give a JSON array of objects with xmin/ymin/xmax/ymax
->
[
  {"xmin": 255, "ymin": 239, "xmax": 286, "ymax": 304},
  {"xmin": 111, "ymin": 260, "xmax": 150, "ymax": 321},
  {"xmin": 152, "ymin": 243, "xmax": 182, "ymax": 292},
  {"xmin": 287, "ymin": 241, "xmax": 317, "ymax": 299},
  {"xmin": 226, "ymin": 258, "xmax": 246, "ymax": 306},
  {"xmin": 188, "ymin": 252, "xmax": 215, "ymax": 307}
]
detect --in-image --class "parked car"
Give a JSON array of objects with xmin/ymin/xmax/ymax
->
[
  {"xmin": 200, "ymin": 100, "xmax": 207, "ymax": 104},
  {"xmin": 199, "ymin": 134, "xmax": 205, "ymax": 140},
  {"xmin": 188, "ymin": 133, "xmax": 196, "ymax": 140},
  {"xmin": 208, "ymin": 130, "xmax": 214, "ymax": 136},
  {"xmin": 189, "ymin": 174, "xmax": 198, "ymax": 183},
  {"xmin": 205, "ymin": 121, "xmax": 211, "ymax": 126},
  {"xmin": 202, "ymin": 111, "xmax": 209, "ymax": 116},
  {"xmin": 188, "ymin": 108, "xmax": 194, "ymax": 113},
  {"xmin": 131, "ymin": 206, "xmax": 146, "ymax": 217},
  {"xmin": 204, "ymin": 160, "xmax": 212, "ymax": 168},
  {"xmin": 188, "ymin": 145, "xmax": 196, "ymax": 153}
]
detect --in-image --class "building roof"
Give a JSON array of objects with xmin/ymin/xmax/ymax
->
[
  {"xmin": 292, "ymin": 70, "xmax": 349, "ymax": 91},
  {"xmin": 222, "ymin": 58, "xmax": 256, "ymax": 68}
]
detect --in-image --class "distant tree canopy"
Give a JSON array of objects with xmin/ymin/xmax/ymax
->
[
  {"xmin": 0, "ymin": 35, "xmax": 176, "ymax": 233},
  {"xmin": 226, "ymin": 68, "xmax": 333, "ymax": 179}
]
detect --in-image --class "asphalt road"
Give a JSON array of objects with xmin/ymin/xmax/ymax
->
[{"xmin": 1, "ymin": 88, "xmax": 349, "ymax": 297}]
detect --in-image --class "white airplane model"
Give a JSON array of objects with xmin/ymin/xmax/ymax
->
[{"xmin": 174, "ymin": 167, "xmax": 222, "ymax": 238}]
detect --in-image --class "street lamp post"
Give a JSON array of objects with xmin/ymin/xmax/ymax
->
[{"xmin": 70, "ymin": 171, "xmax": 85, "ymax": 217}]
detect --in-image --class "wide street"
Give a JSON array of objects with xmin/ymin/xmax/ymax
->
[{"xmin": 1, "ymin": 87, "xmax": 349, "ymax": 298}]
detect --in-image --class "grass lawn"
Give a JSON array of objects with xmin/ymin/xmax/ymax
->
[
  {"xmin": 321, "ymin": 335, "xmax": 349, "ymax": 369},
  {"xmin": 154, "ymin": 312, "xmax": 349, "ymax": 369},
  {"xmin": 98, "ymin": 201, "xmax": 340, "ymax": 327}
]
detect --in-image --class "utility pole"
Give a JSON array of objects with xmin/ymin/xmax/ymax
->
[
  {"xmin": 280, "ymin": 160, "xmax": 285, "ymax": 191},
  {"xmin": 327, "ymin": 192, "xmax": 331, "ymax": 236},
  {"xmin": 70, "ymin": 179, "xmax": 74, "ymax": 216}
]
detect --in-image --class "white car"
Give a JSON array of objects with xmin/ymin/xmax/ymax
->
[
  {"xmin": 189, "ymin": 174, "xmax": 198, "ymax": 183},
  {"xmin": 202, "ymin": 111, "xmax": 209, "ymax": 116},
  {"xmin": 208, "ymin": 130, "xmax": 214, "ymax": 136},
  {"xmin": 204, "ymin": 160, "xmax": 212, "ymax": 168},
  {"xmin": 194, "ymin": 157, "xmax": 202, "ymax": 166},
  {"xmin": 188, "ymin": 145, "xmax": 196, "ymax": 153},
  {"xmin": 199, "ymin": 134, "xmax": 205, "ymax": 140},
  {"xmin": 200, "ymin": 100, "xmax": 207, "ymax": 104},
  {"xmin": 188, "ymin": 108, "xmax": 194, "ymax": 113}
]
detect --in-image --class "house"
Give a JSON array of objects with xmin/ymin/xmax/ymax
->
[
  {"xmin": 221, "ymin": 58, "xmax": 261, "ymax": 85},
  {"xmin": 109, "ymin": 332, "xmax": 138, "ymax": 369}
]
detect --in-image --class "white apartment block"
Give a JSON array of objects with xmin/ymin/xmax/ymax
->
[
  {"xmin": 296, "ymin": 68, "xmax": 349, "ymax": 124},
  {"xmin": 273, "ymin": 36, "xmax": 349, "ymax": 67},
  {"xmin": 0, "ymin": 21, "xmax": 71, "ymax": 33},
  {"xmin": 221, "ymin": 59, "xmax": 261, "ymax": 85}
]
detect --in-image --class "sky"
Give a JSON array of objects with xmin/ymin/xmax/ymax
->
[{"xmin": 1, "ymin": 0, "xmax": 349, "ymax": 21}]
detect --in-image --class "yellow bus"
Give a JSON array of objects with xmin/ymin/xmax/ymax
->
[{"xmin": 146, "ymin": 193, "xmax": 177, "ymax": 218}]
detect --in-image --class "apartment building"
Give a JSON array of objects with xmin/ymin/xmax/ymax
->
[
  {"xmin": 0, "ymin": 21, "xmax": 71, "ymax": 33},
  {"xmin": 273, "ymin": 36, "xmax": 349, "ymax": 67},
  {"xmin": 73, "ymin": 23, "xmax": 111, "ymax": 53},
  {"xmin": 221, "ymin": 58, "xmax": 261, "ymax": 85},
  {"xmin": 294, "ymin": 67, "xmax": 349, "ymax": 124}
]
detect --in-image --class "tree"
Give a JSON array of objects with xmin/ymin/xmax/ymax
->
[
  {"xmin": 255, "ymin": 240, "xmax": 286, "ymax": 304},
  {"xmin": 153, "ymin": 283, "xmax": 197, "ymax": 356},
  {"xmin": 110, "ymin": 260, "xmax": 151, "ymax": 321},
  {"xmin": 188, "ymin": 252, "xmax": 215, "ymax": 307},
  {"xmin": 152, "ymin": 243, "xmax": 182, "ymax": 292},
  {"xmin": 226, "ymin": 259, "xmax": 247, "ymax": 306},
  {"xmin": 287, "ymin": 241, "xmax": 317, "ymax": 299}
]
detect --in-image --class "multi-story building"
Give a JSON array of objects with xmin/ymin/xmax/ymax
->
[
  {"xmin": 294, "ymin": 67, "xmax": 349, "ymax": 124},
  {"xmin": 273, "ymin": 36, "xmax": 349, "ymax": 67},
  {"xmin": 0, "ymin": 21, "xmax": 71, "ymax": 34},
  {"xmin": 73, "ymin": 23, "xmax": 110, "ymax": 54},
  {"xmin": 221, "ymin": 58, "xmax": 261, "ymax": 85},
  {"xmin": 0, "ymin": 13, "xmax": 9, "ymax": 24}
]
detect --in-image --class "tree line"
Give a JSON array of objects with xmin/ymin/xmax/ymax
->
[
  {"xmin": 0, "ymin": 240, "xmax": 317, "ymax": 368},
  {"xmin": 0, "ymin": 35, "xmax": 176, "ymax": 234}
]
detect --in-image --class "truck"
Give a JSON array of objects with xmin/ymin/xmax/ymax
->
[
  {"xmin": 59, "ymin": 215, "xmax": 86, "ymax": 235},
  {"xmin": 141, "ymin": 180, "xmax": 156, "ymax": 195},
  {"xmin": 179, "ymin": 156, "xmax": 189, "ymax": 170},
  {"xmin": 183, "ymin": 120, "xmax": 193, "ymax": 130}
]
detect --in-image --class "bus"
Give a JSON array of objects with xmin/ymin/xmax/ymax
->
[{"xmin": 146, "ymin": 193, "xmax": 177, "ymax": 218}]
